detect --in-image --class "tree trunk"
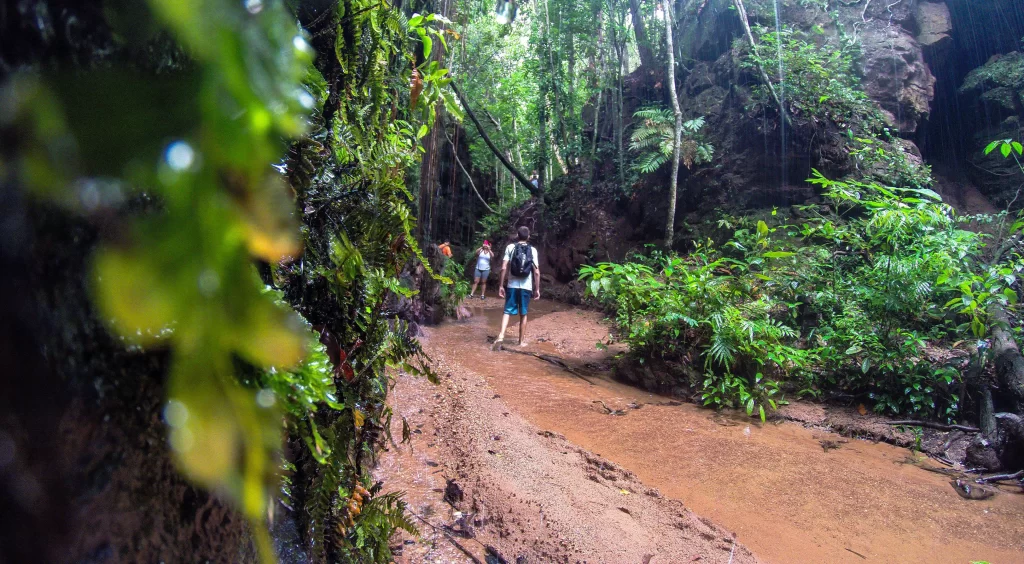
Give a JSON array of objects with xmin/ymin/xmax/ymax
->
[
  {"xmin": 616, "ymin": 54, "xmax": 625, "ymax": 188},
  {"xmin": 629, "ymin": 0, "xmax": 656, "ymax": 70},
  {"xmin": 552, "ymin": 138, "xmax": 568, "ymax": 174},
  {"xmin": 991, "ymin": 304, "xmax": 1024, "ymax": 413},
  {"xmin": 663, "ymin": 0, "xmax": 683, "ymax": 248},
  {"xmin": 451, "ymin": 83, "xmax": 541, "ymax": 198},
  {"xmin": 512, "ymin": 118, "xmax": 525, "ymax": 168},
  {"xmin": 567, "ymin": 24, "xmax": 576, "ymax": 147},
  {"xmin": 590, "ymin": 12, "xmax": 606, "ymax": 180}
]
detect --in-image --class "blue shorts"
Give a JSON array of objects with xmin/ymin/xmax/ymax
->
[{"xmin": 504, "ymin": 287, "xmax": 532, "ymax": 316}]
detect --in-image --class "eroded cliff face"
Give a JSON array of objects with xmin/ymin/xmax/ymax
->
[
  {"xmin": 670, "ymin": 0, "xmax": 940, "ymax": 209},
  {"xmin": 859, "ymin": 1, "xmax": 936, "ymax": 135}
]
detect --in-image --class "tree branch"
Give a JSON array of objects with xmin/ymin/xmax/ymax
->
[
  {"xmin": 886, "ymin": 420, "xmax": 981, "ymax": 433},
  {"xmin": 450, "ymin": 82, "xmax": 541, "ymax": 198},
  {"xmin": 444, "ymin": 132, "xmax": 496, "ymax": 214}
]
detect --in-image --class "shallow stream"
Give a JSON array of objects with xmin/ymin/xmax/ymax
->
[{"xmin": 423, "ymin": 298, "xmax": 1024, "ymax": 563}]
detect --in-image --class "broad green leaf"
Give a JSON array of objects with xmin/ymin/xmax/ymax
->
[
  {"xmin": 1004, "ymin": 287, "xmax": 1019, "ymax": 304},
  {"xmin": 418, "ymin": 29, "xmax": 432, "ymax": 59},
  {"xmin": 763, "ymin": 251, "xmax": 795, "ymax": 258},
  {"xmin": 984, "ymin": 140, "xmax": 1001, "ymax": 155}
]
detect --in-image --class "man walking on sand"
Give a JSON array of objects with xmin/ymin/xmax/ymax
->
[{"xmin": 496, "ymin": 226, "xmax": 540, "ymax": 346}]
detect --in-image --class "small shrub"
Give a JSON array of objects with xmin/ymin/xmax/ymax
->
[{"xmin": 439, "ymin": 260, "xmax": 471, "ymax": 317}]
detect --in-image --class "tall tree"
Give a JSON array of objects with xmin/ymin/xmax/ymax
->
[
  {"xmin": 629, "ymin": 0, "xmax": 655, "ymax": 70},
  {"xmin": 663, "ymin": 0, "xmax": 683, "ymax": 247}
]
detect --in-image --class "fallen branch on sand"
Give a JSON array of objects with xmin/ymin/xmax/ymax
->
[
  {"xmin": 407, "ymin": 510, "xmax": 484, "ymax": 564},
  {"xmin": 886, "ymin": 420, "xmax": 981, "ymax": 433},
  {"xmin": 845, "ymin": 547, "xmax": 867, "ymax": 559},
  {"xmin": 976, "ymin": 470, "xmax": 1024, "ymax": 484},
  {"xmin": 493, "ymin": 343, "xmax": 597, "ymax": 385},
  {"xmin": 593, "ymin": 400, "xmax": 627, "ymax": 416}
]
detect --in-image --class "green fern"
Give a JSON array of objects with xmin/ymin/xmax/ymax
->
[
  {"xmin": 629, "ymin": 106, "xmax": 713, "ymax": 174},
  {"xmin": 337, "ymin": 491, "xmax": 418, "ymax": 562}
]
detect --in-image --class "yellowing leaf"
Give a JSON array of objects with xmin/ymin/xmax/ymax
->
[
  {"xmin": 234, "ymin": 175, "xmax": 301, "ymax": 262},
  {"xmin": 167, "ymin": 347, "xmax": 281, "ymax": 520},
  {"xmin": 93, "ymin": 247, "xmax": 176, "ymax": 344},
  {"xmin": 236, "ymin": 299, "xmax": 307, "ymax": 368},
  {"xmin": 353, "ymin": 408, "xmax": 366, "ymax": 429}
]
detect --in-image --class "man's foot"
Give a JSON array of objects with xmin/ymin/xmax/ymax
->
[{"xmin": 518, "ymin": 340, "xmax": 528, "ymax": 347}]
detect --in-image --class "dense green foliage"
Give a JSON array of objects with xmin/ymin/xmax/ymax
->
[
  {"xmin": 439, "ymin": 260, "xmax": 472, "ymax": 316},
  {"xmin": 582, "ymin": 172, "xmax": 1024, "ymax": 421},
  {"xmin": 258, "ymin": 1, "xmax": 458, "ymax": 560},
  {"xmin": 744, "ymin": 27, "xmax": 873, "ymax": 129}
]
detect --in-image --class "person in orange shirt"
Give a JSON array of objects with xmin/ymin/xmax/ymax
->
[{"xmin": 438, "ymin": 241, "xmax": 452, "ymax": 258}]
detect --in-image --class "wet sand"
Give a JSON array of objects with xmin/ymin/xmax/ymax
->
[
  {"xmin": 377, "ymin": 297, "xmax": 757, "ymax": 563},
  {"xmin": 379, "ymin": 297, "xmax": 1024, "ymax": 562}
]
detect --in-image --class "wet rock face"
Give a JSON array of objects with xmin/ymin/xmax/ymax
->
[
  {"xmin": 916, "ymin": 1, "xmax": 953, "ymax": 60},
  {"xmin": 858, "ymin": 22, "xmax": 936, "ymax": 134},
  {"xmin": 670, "ymin": 0, "xmax": 937, "ymax": 210},
  {"xmin": 775, "ymin": 0, "xmax": 937, "ymax": 136},
  {"xmin": 1, "ymin": 207, "xmax": 250, "ymax": 562}
]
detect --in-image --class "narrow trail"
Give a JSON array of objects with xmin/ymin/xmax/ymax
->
[{"xmin": 378, "ymin": 298, "xmax": 1024, "ymax": 563}]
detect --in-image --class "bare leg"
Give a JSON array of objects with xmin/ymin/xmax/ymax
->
[
  {"xmin": 481, "ymin": 278, "xmax": 488, "ymax": 298},
  {"xmin": 497, "ymin": 313, "xmax": 511, "ymax": 342},
  {"xmin": 518, "ymin": 314, "xmax": 529, "ymax": 346},
  {"xmin": 470, "ymin": 277, "xmax": 480, "ymax": 297}
]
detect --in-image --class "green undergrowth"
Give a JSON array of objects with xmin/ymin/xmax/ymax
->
[
  {"xmin": 439, "ymin": 260, "xmax": 472, "ymax": 317},
  {"xmin": 581, "ymin": 172, "xmax": 1024, "ymax": 422}
]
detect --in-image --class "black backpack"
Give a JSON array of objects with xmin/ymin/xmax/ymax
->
[{"xmin": 509, "ymin": 242, "xmax": 534, "ymax": 277}]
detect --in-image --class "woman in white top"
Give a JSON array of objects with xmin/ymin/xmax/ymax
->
[{"xmin": 469, "ymin": 240, "xmax": 493, "ymax": 299}]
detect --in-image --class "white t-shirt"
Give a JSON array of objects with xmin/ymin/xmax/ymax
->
[
  {"xmin": 503, "ymin": 243, "xmax": 539, "ymax": 291},
  {"xmin": 475, "ymin": 251, "xmax": 492, "ymax": 271}
]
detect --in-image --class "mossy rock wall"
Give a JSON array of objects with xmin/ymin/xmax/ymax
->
[{"xmin": 0, "ymin": 204, "xmax": 250, "ymax": 562}]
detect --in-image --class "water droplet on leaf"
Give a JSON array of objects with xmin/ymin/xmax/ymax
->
[{"xmin": 165, "ymin": 140, "xmax": 195, "ymax": 171}]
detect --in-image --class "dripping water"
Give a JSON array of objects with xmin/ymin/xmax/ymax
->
[
  {"xmin": 773, "ymin": 0, "xmax": 787, "ymax": 189},
  {"xmin": 887, "ymin": 1, "xmax": 902, "ymax": 137}
]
